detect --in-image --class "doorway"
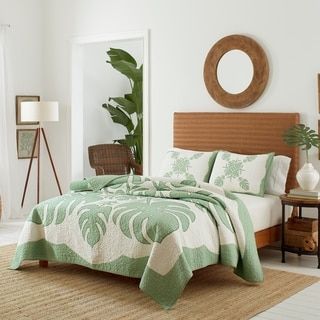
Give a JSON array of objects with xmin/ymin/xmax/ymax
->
[{"xmin": 70, "ymin": 31, "xmax": 149, "ymax": 180}]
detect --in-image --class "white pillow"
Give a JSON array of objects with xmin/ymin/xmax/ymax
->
[
  {"xmin": 159, "ymin": 148, "xmax": 217, "ymax": 182},
  {"xmin": 209, "ymin": 151, "xmax": 274, "ymax": 196},
  {"xmin": 265, "ymin": 155, "xmax": 291, "ymax": 195}
]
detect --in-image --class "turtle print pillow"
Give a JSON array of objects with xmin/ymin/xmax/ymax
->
[
  {"xmin": 209, "ymin": 151, "xmax": 274, "ymax": 196},
  {"xmin": 159, "ymin": 148, "xmax": 217, "ymax": 182}
]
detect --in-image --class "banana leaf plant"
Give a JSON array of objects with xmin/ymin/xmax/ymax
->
[
  {"xmin": 102, "ymin": 48, "xmax": 143, "ymax": 166},
  {"xmin": 283, "ymin": 124, "xmax": 320, "ymax": 163}
]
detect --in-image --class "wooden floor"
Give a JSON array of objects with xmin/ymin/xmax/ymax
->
[
  {"xmin": 253, "ymin": 248, "xmax": 320, "ymax": 319},
  {"xmin": 1, "ymin": 220, "xmax": 319, "ymax": 319}
]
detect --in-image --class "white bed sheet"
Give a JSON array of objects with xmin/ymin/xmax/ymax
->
[{"xmin": 235, "ymin": 193, "xmax": 291, "ymax": 232}]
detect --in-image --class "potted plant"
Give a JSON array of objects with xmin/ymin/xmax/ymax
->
[
  {"xmin": 283, "ymin": 124, "xmax": 320, "ymax": 190},
  {"xmin": 102, "ymin": 48, "xmax": 143, "ymax": 174}
]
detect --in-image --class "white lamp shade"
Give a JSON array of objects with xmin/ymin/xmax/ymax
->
[{"xmin": 21, "ymin": 101, "xmax": 59, "ymax": 122}]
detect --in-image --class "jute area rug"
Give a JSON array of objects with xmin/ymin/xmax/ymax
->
[{"xmin": 0, "ymin": 245, "xmax": 318, "ymax": 320}]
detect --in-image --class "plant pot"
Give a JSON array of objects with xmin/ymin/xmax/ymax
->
[{"xmin": 296, "ymin": 163, "xmax": 319, "ymax": 191}]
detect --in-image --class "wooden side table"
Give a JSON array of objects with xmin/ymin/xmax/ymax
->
[{"xmin": 280, "ymin": 194, "xmax": 320, "ymax": 269}]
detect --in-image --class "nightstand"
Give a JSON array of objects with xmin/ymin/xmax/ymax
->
[{"xmin": 280, "ymin": 194, "xmax": 320, "ymax": 269}]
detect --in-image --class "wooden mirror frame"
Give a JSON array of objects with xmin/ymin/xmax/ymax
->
[{"xmin": 203, "ymin": 35, "xmax": 269, "ymax": 109}]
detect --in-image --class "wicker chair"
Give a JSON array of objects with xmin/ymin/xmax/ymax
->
[{"xmin": 88, "ymin": 144, "xmax": 142, "ymax": 175}]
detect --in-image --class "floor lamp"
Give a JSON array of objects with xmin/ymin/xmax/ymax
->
[{"xmin": 20, "ymin": 101, "xmax": 62, "ymax": 207}]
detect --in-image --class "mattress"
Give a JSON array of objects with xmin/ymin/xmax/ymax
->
[{"xmin": 235, "ymin": 193, "xmax": 291, "ymax": 232}]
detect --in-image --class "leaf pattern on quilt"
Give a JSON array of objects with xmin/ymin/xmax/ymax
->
[
  {"xmin": 152, "ymin": 180, "xmax": 171, "ymax": 191},
  {"xmin": 78, "ymin": 204, "xmax": 112, "ymax": 247},
  {"xmin": 32, "ymin": 197, "xmax": 69, "ymax": 226},
  {"xmin": 111, "ymin": 198, "xmax": 196, "ymax": 244},
  {"xmin": 171, "ymin": 180, "xmax": 197, "ymax": 188},
  {"xmin": 28, "ymin": 192, "xmax": 106, "ymax": 226}
]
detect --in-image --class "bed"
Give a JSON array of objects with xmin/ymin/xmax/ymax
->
[
  {"xmin": 11, "ymin": 112, "xmax": 300, "ymax": 309},
  {"xmin": 173, "ymin": 112, "xmax": 300, "ymax": 247}
]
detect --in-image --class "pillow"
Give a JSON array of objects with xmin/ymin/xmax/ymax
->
[
  {"xmin": 209, "ymin": 151, "xmax": 274, "ymax": 196},
  {"xmin": 159, "ymin": 148, "xmax": 217, "ymax": 182},
  {"xmin": 265, "ymin": 155, "xmax": 291, "ymax": 195}
]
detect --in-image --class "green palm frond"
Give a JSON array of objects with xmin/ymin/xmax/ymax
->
[{"xmin": 102, "ymin": 48, "xmax": 143, "ymax": 165}]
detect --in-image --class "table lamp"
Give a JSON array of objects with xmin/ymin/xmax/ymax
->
[{"xmin": 20, "ymin": 101, "xmax": 62, "ymax": 206}]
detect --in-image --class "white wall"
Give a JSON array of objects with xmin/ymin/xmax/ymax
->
[
  {"xmin": 0, "ymin": 0, "xmax": 44, "ymax": 218},
  {"xmin": 3, "ymin": 0, "xmax": 320, "ymax": 214},
  {"xmin": 83, "ymin": 39, "xmax": 143, "ymax": 177},
  {"xmin": 42, "ymin": 0, "xmax": 320, "ymax": 189}
]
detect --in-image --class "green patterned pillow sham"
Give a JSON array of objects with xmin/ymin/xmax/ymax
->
[
  {"xmin": 159, "ymin": 148, "xmax": 217, "ymax": 182},
  {"xmin": 209, "ymin": 151, "xmax": 274, "ymax": 196}
]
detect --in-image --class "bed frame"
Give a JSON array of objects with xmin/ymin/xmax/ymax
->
[
  {"xmin": 38, "ymin": 112, "xmax": 300, "ymax": 267},
  {"xmin": 173, "ymin": 112, "xmax": 300, "ymax": 248}
]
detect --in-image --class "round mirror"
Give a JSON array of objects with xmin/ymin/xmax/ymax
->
[
  {"xmin": 204, "ymin": 35, "xmax": 269, "ymax": 109},
  {"xmin": 217, "ymin": 49, "xmax": 254, "ymax": 94}
]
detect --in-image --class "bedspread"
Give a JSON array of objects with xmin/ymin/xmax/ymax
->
[{"xmin": 11, "ymin": 175, "xmax": 263, "ymax": 308}]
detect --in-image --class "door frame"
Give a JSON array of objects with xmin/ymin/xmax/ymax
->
[{"xmin": 70, "ymin": 30, "xmax": 149, "ymax": 180}]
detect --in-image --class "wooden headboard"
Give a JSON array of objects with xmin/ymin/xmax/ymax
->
[{"xmin": 174, "ymin": 112, "xmax": 300, "ymax": 192}]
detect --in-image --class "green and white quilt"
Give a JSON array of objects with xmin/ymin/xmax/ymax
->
[{"xmin": 11, "ymin": 175, "xmax": 263, "ymax": 309}]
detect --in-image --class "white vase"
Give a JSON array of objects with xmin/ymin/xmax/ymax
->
[{"xmin": 296, "ymin": 163, "xmax": 320, "ymax": 191}]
